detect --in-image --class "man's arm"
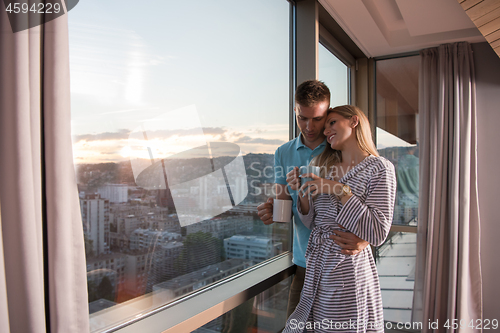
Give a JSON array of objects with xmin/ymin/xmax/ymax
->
[
  {"xmin": 276, "ymin": 183, "xmax": 291, "ymax": 200},
  {"xmin": 258, "ymin": 146, "xmax": 292, "ymax": 225},
  {"xmin": 330, "ymin": 230, "xmax": 369, "ymax": 255}
]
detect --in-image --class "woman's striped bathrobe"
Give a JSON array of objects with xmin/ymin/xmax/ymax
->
[{"xmin": 283, "ymin": 155, "xmax": 397, "ymax": 333}]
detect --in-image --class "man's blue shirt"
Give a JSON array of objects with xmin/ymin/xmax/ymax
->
[{"xmin": 274, "ymin": 135, "xmax": 326, "ymax": 268}]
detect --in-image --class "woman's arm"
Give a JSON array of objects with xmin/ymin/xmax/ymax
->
[
  {"xmin": 296, "ymin": 193, "xmax": 315, "ymax": 229},
  {"xmin": 337, "ymin": 162, "xmax": 397, "ymax": 246},
  {"xmin": 298, "ymin": 189, "xmax": 310, "ymax": 214},
  {"xmin": 296, "ymin": 171, "xmax": 340, "ymax": 229}
]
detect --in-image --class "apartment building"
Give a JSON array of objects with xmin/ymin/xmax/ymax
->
[{"xmin": 80, "ymin": 194, "xmax": 110, "ymax": 255}]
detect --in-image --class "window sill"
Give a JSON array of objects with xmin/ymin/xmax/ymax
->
[{"xmin": 94, "ymin": 253, "xmax": 295, "ymax": 333}]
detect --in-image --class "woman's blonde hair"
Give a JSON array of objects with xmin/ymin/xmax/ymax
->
[{"xmin": 311, "ymin": 105, "xmax": 379, "ymax": 177}]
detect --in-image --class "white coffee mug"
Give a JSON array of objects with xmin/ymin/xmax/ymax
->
[{"xmin": 273, "ymin": 199, "xmax": 293, "ymax": 222}]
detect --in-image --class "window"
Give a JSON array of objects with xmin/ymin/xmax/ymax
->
[
  {"xmin": 318, "ymin": 42, "xmax": 350, "ymax": 106},
  {"xmin": 376, "ymin": 55, "xmax": 419, "ymax": 227},
  {"xmin": 318, "ymin": 23, "xmax": 356, "ymax": 107},
  {"xmin": 69, "ymin": 0, "xmax": 290, "ymax": 330},
  {"xmin": 374, "ymin": 55, "xmax": 420, "ymax": 324}
]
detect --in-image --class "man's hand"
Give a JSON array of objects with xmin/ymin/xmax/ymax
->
[
  {"xmin": 329, "ymin": 229, "xmax": 369, "ymax": 255},
  {"xmin": 257, "ymin": 198, "xmax": 274, "ymax": 225}
]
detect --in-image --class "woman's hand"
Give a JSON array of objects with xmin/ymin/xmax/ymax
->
[
  {"xmin": 285, "ymin": 167, "xmax": 301, "ymax": 192},
  {"xmin": 298, "ymin": 173, "xmax": 343, "ymax": 197}
]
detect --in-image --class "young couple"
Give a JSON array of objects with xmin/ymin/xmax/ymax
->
[{"xmin": 257, "ymin": 80, "xmax": 396, "ymax": 332}]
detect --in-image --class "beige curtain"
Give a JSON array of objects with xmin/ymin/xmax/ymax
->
[
  {"xmin": 0, "ymin": 5, "xmax": 89, "ymax": 333},
  {"xmin": 413, "ymin": 42, "xmax": 482, "ymax": 332}
]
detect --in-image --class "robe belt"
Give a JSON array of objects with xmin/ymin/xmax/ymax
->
[
  {"xmin": 303, "ymin": 226, "xmax": 340, "ymax": 298},
  {"xmin": 305, "ymin": 225, "xmax": 338, "ymax": 256}
]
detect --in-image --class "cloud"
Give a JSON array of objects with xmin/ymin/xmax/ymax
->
[
  {"xmin": 73, "ymin": 129, "xmax": 131, "ymax": 142},
  {"xmin": 138, "ymin": 127, "xmax": 227, "ymax": 140},
  {"xmin": 73, "ymin": 127, "xmax": 228, "ymax": 143},
  {"xmin": 235, "ymin": 136, "xmax": 285, "ymax": 145},
  {"xmin": 100, "ymin": 107, "xmax": 160, "ymax": 115},
  {"xmin": 253, "ymin": 128, "xmax": 267, "ymax": 134},
  {"xmin": 202, "ymin": 127, "xmax": 226, "ymax": 136}
]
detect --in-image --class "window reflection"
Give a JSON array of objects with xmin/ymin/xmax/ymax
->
[
  {"xmin": 376, "ymin": 55, "xmax": 420, "ymax": 226},
  {"xmin": 375, "ymin": 55, "xmax": 419, "ymax": 325},
  {"xmin": 377, "ymin": 128, "xmax": 419, "ymax": 226},
  {"xmin": 318, "ymin": 43, "xmax": 349, "ymax": 106},
  {"xmin": 376, "ymin": 232, "xmax": 417, "ymax": 324}
]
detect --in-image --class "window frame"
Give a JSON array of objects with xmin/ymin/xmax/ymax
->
[{"xmin": 73, "ymin": 1, "xmax": 298, "ymax": 332}]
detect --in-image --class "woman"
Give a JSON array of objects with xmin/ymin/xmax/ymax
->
[{"xmin": 283, "ymin": 105, "xmax": 396, "ymax": 333}]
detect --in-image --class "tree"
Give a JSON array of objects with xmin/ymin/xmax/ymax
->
[
  {"xmin": 97, "ymin": 276, "xmax": 114, "ymax": 302},
  {"xmin": 174, "ymin": 232, "xmax": 225, "ymax": 275}
]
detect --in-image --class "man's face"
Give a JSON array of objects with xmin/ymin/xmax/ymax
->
[{"xmin": 295, "ymin": 101, "xmax": 329, "ymax": 147}]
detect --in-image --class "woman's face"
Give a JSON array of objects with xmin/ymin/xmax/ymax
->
[{"xmin": 323, "ymin": 112, "xmax": 356, "ymax": 150}]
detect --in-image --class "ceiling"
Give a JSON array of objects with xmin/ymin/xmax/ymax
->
[
  {"xmin": 319, "ymin": 0, "xmax": 487, "ymax": 57},
  {"xmin": 460, "ymin": 0, "xmax": 500, "ymax": 58}
]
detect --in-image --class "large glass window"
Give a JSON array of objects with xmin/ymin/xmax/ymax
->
[
  {"xmin": 69, "ymin": 1, "xmax": 290, "ymax": 330},
  {"xmin": 318, "ymin": 42, "xmax": 350, "ymax": 106},
  {"xmin": 374, "ymin": 55, "xmax": 420, "ymax": 325}
]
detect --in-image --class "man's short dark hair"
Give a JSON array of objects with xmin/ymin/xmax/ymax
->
[{"xmin": 295, "ymin": 80, "xmax": 330, "ymax": 107}]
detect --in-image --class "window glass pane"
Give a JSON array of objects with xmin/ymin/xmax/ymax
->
[
  {"xmin": 376, "ymin": 56, "xmax": 420, "ymax": 226},
  {"xmin": 375, "ymin": 56, "xmax": 419, "ymax": 325},
  {"xmin": 69, "ymin": 0, "xmax": 290, "ymax": 330},
  {"xmin": 375, "ymin": 232, "xmax": 417, "ymax": 325},
  {"xmin": 195, "ymin": 276, "xmax": 291, "ymax": 332},
  {"xmin": 318, "ymin": 43, "xmax": 349, "ymax": 106}
]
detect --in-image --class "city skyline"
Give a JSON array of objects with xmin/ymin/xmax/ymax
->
[{"xmin": 72, "ymin": 125, "xmax": 413, "ymax": 164}]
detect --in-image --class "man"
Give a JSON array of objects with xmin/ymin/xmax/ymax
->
[{"xmin": 257, "ymin": 80, "xmax": 369, "ymax": 317}]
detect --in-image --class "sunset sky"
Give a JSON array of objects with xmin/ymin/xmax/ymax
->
[
  {"xmin": 68, "ymin": 0, "xmax": 411, "ymax": 165},
  {"xmin": 68, "ymin": 0, "xmax": 290, "ymax": 164}
]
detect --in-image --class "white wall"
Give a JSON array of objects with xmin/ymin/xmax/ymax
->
[{"xmin": 472, "ymin": 42, "xmax": 500, "ymax": 321}]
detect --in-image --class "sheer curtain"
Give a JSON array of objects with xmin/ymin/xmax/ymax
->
[
  {"xmin": 0, "ymin": 5, "xmax": 89, "ymax": 333},
  {"xmin": 413, "ymin": 42, "xmax": 483, "ymax": 332}
]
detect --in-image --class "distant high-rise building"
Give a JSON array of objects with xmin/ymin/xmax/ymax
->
[
  {"xmin": 98, "ymin": 184, "xmax": 128, "ymax": 203},
  {"xmin": 224, "ymin": 235, "xmax": 281, "ymax": 262},
  {"xmin": 123, "ymin": 251, "xmax": 151, "ymax": 297},
  {"xmin": 80, "ymin": 194, "xmax": 110, "ymax": 255},
  {"xmin": 129, "ymin": 229, "xmax": 182, "ymax": 250},
  {"xmin": 129, "ymin": 229, "xmax": 184, "ymax": 292},
  {"xmin": 183, "ymin": 216, "xmax": 253, "ymax": 240},
  {"xmin": 86, "ymin": 253, "xmax": 127, "ymax": 288},
  {"xmin": 152, "ymin": 258, "xmax": 251, "ymax": 306}
]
